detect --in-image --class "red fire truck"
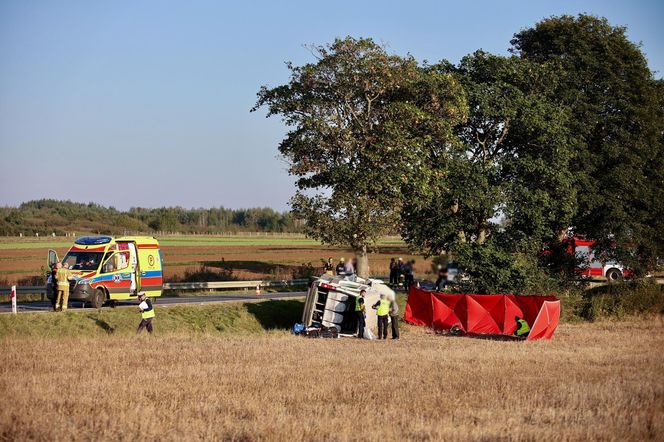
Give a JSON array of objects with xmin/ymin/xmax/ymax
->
[{"xmin": 568, "ymin": 237, "xmax": 633, "ymax": 281}]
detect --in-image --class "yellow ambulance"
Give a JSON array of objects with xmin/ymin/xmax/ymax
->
[{"xmin": 47, "ymin": 236, "xmax": 163, "ymax": 308}]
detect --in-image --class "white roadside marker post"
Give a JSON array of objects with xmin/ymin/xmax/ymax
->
[{"xmin": 11, "ymin": 285, "xmax": 17, "ymax": 314}]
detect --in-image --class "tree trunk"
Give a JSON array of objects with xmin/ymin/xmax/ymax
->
[
  {"xmin": 451, "ymin": 200, "xmax": 466, "ymax": 242},
  {"xmin": 355, "ymin": 245, "xmax": 370, "ymax": 279},
  {"xmin": 478, "ymin": 228, "xmax": 487, "ymax": 244}
]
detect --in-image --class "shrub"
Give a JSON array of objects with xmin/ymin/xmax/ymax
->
[{"xmin": 577, "ymin": 280, "xmax": 664, "ymax": 321}]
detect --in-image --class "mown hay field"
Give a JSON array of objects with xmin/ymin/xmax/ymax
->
[
  {"xmin": 1, "ymin": 315, "xmax": 662, "ymax": 441},
  {"xmin": 0, "ymin": 235, "xmax": 428, "ymax": 285}
]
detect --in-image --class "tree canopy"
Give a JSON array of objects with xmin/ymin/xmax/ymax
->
[
  {"xmin": 253, "ymin": 37, "xmax": 466, "ymax": 277},
  {"xmin": 256, "ymin": 15, "xmax": 662, "ymax": 289},
  {"xmin": 511, "ymin": 14, "xmax": 664, "ymax": 273},
  {"xmin": 400, "ymin": 51, "xmax": 576, "ymax": 292}
]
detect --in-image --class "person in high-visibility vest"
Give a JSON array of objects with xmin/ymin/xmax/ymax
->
[
  {"xmin": 355, "ymin": 289, "xmax": 366, "ymax": 339},
  {"xmin": 137, "ymin": 292, "xmax": 155, "ymax": 334},
  {"xmin": 372, "ymin": 293, "xmax": 391, "ymax": 340},
  {"xmin": 55, "ymin": 262, "xmax": 73, "ymax": 312},
  {"xmin": 514, "ymin": 316, "xmax": 530, "ymax": 338}
]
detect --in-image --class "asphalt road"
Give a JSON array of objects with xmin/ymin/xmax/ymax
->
[{"xmin": 0, "ymin": 291, "xmax": 308, "ymax": 314}]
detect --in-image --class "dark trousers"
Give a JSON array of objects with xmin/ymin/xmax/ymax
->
[
  {"xmin": 390, "ymin": 315, "xmax": 400, "ymax": 339},
  {"xmin": 356, "ymin": 311, "xmax": 365, "ymax": 338},
  {"xmin": 377, "ymin": 315, "xmax": 388, "ymax": 339},
  {"xmin": 389, "ymin": 270, "xmax": 398, "ymax": 285},
  {"xmin": 137, "ymin": 318, "xmax": 153, "ymax": 334},
  {"xmin": 404, "ymin": 275, "xmax": 414, "ymax": 292}
]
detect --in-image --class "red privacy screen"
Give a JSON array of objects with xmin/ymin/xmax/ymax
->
[{"xmin": 404, "ymin": 287, "xmax": 561, "ymax": 340}]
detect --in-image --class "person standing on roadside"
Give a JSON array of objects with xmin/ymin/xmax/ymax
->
[
  {"xmin": 137, "ymin": 292, "xmax": 155, "ymax": 334},
  {"xmin": 372, "ymin": 293, "xmax": 390, "ymax": 340},
  {"xmin": 49, "ymin": 263, "xmax": 58, "ymax": 311},
  {"xmin": 356, "ymin": 289, "xmax": 366, "ymax": 339},
  {"xmin": 336, "ymin": 258, "xmax": 346, "ymax": 276},
  {"xmin": 323, "ymin": 257, "xmax": 334, "ymax": 274},
  {"xmin": 389, "ymin": 258, "xmax": 398, "ymax": 287},
  {"xmin": 389, "ymin": 297, "xmax": 400, "ymax": 340},
  {"xmin": 397, "ymin": 257, "xmax": 404, "ymax": 287},
  {"xmin": 344, "ymin": 258, "xmax": 355, "ymax": 276},
  {"xmin": 55, "ymin": 262, "xmax": 73, "ymax": 312},
  {"xmin": 434, "ymin": 265, "xmax": 448, "ymax": 292},
  {"xmin": 403, "ymin": 260, "xmax": 414, "ymax": 292}
]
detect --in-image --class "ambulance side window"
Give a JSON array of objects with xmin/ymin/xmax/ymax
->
[
  {"xmin": 101, "ymin": 252, "xmax": 130, "ymax": 273},
  {"xmin": 102, "ymin": 255, "xmax": 116, "ymax": 273},
  {"xmin": 116, "ymin": 251, "xmax": 129, "ymax": 271}
]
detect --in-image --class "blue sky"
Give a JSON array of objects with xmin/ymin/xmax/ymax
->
[{"xmin": 1, "ymin": 0, "xmax": 662, "ymax": 211}]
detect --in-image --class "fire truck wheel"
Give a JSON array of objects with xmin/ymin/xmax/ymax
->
[
  {"xmin": 91, "ymin": 288, "xmax": 106, "ymax": 309},
  {"xmin": 606, "ymin": 268, "xmax": 623, "ymax": 283}
]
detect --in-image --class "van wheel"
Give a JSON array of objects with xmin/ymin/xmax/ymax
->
[
  {"xmin": 606, "ymin": 268, "xmax": 623, "ymax": 283},
  {"xmin": 91, "ymin": 288, "xmax": 106, "ymax": 309}
]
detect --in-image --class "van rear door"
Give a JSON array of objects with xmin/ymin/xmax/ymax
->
[
  {"xmin": 136, "ymin": 241, "xmax": 163, "ymax": 297},
  {"xmin": 47, "ymin": 249, "xmax": 59, "ymax": 268}
]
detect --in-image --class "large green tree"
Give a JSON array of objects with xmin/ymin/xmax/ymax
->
[
  {"xmin": 253, "ymin": 37, "xmax": 466, "ymax": 277},
  {"xmin": 511, "ymin": 14, "xmax": 664, "ymax": 273},
  {"xmin": 401, "ymin": 52, "xmax": 576, "ymax": 293}
]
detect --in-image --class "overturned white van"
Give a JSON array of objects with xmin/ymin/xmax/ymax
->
[{"xmin": 302, "ymin": 274, "xmax": 396, "ymax": 336}]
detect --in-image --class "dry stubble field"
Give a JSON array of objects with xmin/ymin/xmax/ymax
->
[{"xmin": 1, "ymin": 319, "xmax": 663, "ymax": 441}]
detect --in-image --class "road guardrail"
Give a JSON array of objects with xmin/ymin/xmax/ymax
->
[{"xmin": 2, "ymin": 277, "xmax": 661, "ymax": 297}]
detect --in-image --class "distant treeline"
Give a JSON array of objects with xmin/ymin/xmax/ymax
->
[{"xmin": 0, "ymin": 199, "xmax": 304, "ymax": 235}]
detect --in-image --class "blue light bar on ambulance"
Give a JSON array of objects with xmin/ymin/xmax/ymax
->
[{"xmin": 74, "ymin": 236, "xmax": 113, "ymax": 246}]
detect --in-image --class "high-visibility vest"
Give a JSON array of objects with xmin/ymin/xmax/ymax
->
[
  {"xmin": 355, "ymin": 296, "xmax": 365, "ymax": 312},
  {"xmin": 141, "ymin": 299, "xmax": 155, "ymax": 319},
  {"xmin": 516, "ymin": 319, "xmax": 530, "ymax": 336},
  {"xmin": 377, "ymin": 299, "xmax": 390, "ymax": 316}
]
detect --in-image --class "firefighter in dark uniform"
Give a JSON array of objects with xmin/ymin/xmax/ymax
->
[
  {"xmin": 137, "ymin": 292, "xmax": 155, "ymax": 334},
  {"xmin": 389, "ymin": 258, "xmax": 399, "ymax": 287}
]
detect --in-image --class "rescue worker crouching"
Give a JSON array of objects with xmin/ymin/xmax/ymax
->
[
  {"xmin": 355, "ymin": 289, "xmax": 366, "ymax": 339},
  {"xmin": 137, "ymin": 292, "xmax": 155, "ymax": 334},
  {"xmin": 514, "ymin": 316, "xmax": 530, "ymax": 338},
  {"xmin": 55, "ymin": 262, "xmax": 73, "ymax": 312},
  {"xmin": 372, "ymin": 293, "xmax": 390, "ymax": 340}
]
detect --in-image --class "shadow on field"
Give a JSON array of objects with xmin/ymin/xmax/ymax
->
[
  {"xmin": 466, "ymin": 334, "xmax": 524, "ymax": 342},
  {"xmin": 437, "ymin": 333, "xmax": 523, "ymax": 342},
  {"xmin": 90, "ymin": 316, "xmax": 115, "ymax": 334},
  {"xmin": 373, "ymin": 246, "xmax": 411, "ymax": 254},
  {"xmin": 204, "ymin": 260, "xmax": 295, "ymax": 274},
  {"xmin": 246, "ymin": 300, "xmax": 304, "ymax": 330}
]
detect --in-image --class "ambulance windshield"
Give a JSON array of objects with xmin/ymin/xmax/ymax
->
[{"xmin": 63, "ymin": 252, "xmax": 104, "ymax": 271}]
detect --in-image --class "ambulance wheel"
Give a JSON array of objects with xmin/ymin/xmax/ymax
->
[
  {"xmin": 606, "ymin": 268, "xmax": 623, "ymax": 283},
  {"xmin": 91, "ymin": 288, "xmax": 106, "ymax": 309}
]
